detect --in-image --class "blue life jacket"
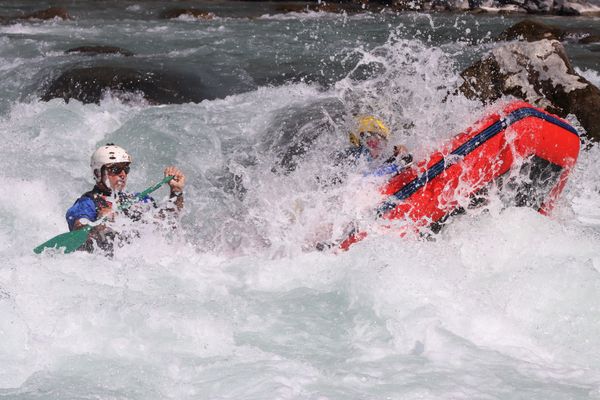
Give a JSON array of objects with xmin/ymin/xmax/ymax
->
[
  {"xmin": 351, "ymin": 146, "xmax": 413, "ymax": 178},
  {"xmin": 369, "ymin": 162, "xmax": 402, "ymax": 177},
  {"xmin": 66, "ymin": 185, "xmax": 155, "ymax": 231}
]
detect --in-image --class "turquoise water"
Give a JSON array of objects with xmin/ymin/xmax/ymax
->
[{"xmin": 1, "ymin": 2, "xmax": 600, "ymax": 399}]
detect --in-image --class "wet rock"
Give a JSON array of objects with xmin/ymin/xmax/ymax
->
[
  {"xmin": 269, "ymin": 0, "xmax": 600, "ymax": 14},
  {"xmin": 555, "ymin": 0, "xmax": 600, "ymax": 15},
  {"xmin": 160, "ymin": 8, "xmax": 215, "ymax": 20},
  {"xmin": 433, "ymin": 0, "xmax": 471, "ymax": 11},
  {"xmin": 522, "ymin": 0, "xmax": 554, "ymax": 13},
  {"xmin": 41, "ymin": 66, "xmax": 209, "ymax": 105},
  {"xmin": 460, "ymin": 55, "xmax": 506, "ymax": 101},
  {"xmin": 389, "ymin": 0, "xmax": 427, "ymax": 11},
  {"xmin": 464, "ymin": 0, "xmax": 599, "ymax": 14},
  {"xmin": 388, "ymin": 0, "xmax": 473, "ymax": 11},
  {"xmin": 258, "ymin": 0, "xmax": 600, "ymax": 14},
  {"xmin": 460, "ymin": 39, "xmax": 600, "ymax": 142},
  {"xmin": 275, "ymin": 3, "xmax": 370, "ymax": 13},
  {"xmin": 498, "ymin": 19, "xmax": 600, "ymax": 45},
  {"xmin": 447, "ymin": 0, "xmax": 526, "ymax": 12},
  {"xmin": 0, "ymin": 7, "xmax": 70, "ymax": 23},
  {"xmin": 579, "ymin": 34, "xmax": 600, "ymax": 44},
  {"xmin": 264, "ymin": 99, "xmax": 345, "ymax": 174},
  {"xmin": 309, "ymin": 3, "xmax": 367, "ymax": 12},
  {"xmin": 65, "ymin": 46, "xmax": 134, "ymax": 57},
  {"xmin": 496, "ymin": 19, "xmax": 566, "ymax": 42},
  {"xmin": 23, "ymin": 7, "xmax": 70, "ymax": 20}
]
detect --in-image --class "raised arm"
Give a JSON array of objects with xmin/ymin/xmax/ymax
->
[{"xmin": 164, "ymin": 166, "xmax": 186, "ymax": 211}]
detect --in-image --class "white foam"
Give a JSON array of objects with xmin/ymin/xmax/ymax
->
[{"xmin": 576, "ymin": 66, "xmax": 600, "ymax": 87}]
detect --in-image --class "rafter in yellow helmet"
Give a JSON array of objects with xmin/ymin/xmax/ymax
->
[{"xmin": 349, "ymin": 115, "xmax": 390, "ymax": 147}]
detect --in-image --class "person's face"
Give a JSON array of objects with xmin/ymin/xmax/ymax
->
[
  {"xmin": 103, "ymin": 162, "xmax": 130, "ymax": 191},
  {"xmin": 362, "ymin": 132, "xmax": 386, "ymax": 158}
]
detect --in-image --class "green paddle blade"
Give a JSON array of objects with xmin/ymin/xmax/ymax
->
[{"xmin": 33, "ymin": 225, "xmax": 92, "ymax": 254}]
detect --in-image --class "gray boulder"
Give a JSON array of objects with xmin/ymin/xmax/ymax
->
[
  {"xmin": 41, "ymin": 66, "xmax": 209, "ymax": 105},
  {"xmin": 460, "ymin": 39, "xmax": 600, "ymax": 142},
  {"xmin": 0, "ymin": 7, "xmax": 70, "ymax": 24}
]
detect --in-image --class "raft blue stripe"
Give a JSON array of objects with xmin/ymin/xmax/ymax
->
[{"xmin": 377, "ymin": 107, "xmax": 578, "ymax": 215}]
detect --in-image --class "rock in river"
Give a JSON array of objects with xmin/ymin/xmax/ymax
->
[
  {"xmin": 460, "ymin": 39, "xmax": 600, "ymax": 142},
  {"xmin": 41, "ymin": 66, "xmax": 209, "ymax": 105},
  {"xmin": 65, "ymin": 46, "xmax": 134, "ymax": 57}
]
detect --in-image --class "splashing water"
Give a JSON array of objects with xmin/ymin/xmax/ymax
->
[{"xmin": 0, "ymin": 4, "xmax": 600, "ymax": 399}]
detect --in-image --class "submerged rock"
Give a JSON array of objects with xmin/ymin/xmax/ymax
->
[
  {"xmin": 160, "ymin": 8, "xmax": 215, "ymax": 19},
  {"xmin": 0, "ymin": 7, "xmax": 70, "ymax": 23},
  {"xmin": 65, "ymin": 46, "xmax": 134, "ymax": 57},
  {"xmin": 460, "ymin": 39, "xmax": 600, "ymax": 142},
  {"xmin": 207, "ymin": 167, "xmax": 247, "ymax": 201},
  {"xmin": 24, "ymin": 7, "xmax": 70, "ymax": 20},
  {"xmin": 264, "ymin": 99, "xmax": 345, "ymax": 174},
  {"xmin": 41, "ymin": 66, "xmax": 209, "ymax": 105}
]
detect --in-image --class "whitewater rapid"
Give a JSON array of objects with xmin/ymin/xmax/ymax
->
[{"xmin": 1, "ymin": 3, "xmax": 600, "ymax": 399}]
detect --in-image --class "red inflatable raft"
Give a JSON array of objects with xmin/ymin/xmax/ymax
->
[{"xmin": 340, "ymin": 101, "xmax": 580, "ymax": 250}]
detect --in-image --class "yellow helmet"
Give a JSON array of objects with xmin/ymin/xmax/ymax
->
[{"xmin": 349, "ymin": 115, "xmax": 390, "ymax": 147}]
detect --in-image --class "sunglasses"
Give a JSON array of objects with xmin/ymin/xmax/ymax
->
[{"xmin": 106, "ymin": 164, "xmax": 130, "ymax": 175}]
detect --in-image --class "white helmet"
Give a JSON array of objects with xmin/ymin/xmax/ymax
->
[{"xmin": 90, "ymin": 143, "xmax": 132, "ymax": 181}]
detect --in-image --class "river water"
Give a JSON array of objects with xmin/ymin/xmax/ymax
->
[{"xmin": 1, "ymin": 1, "xmax": 600, "ymax": 399}]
